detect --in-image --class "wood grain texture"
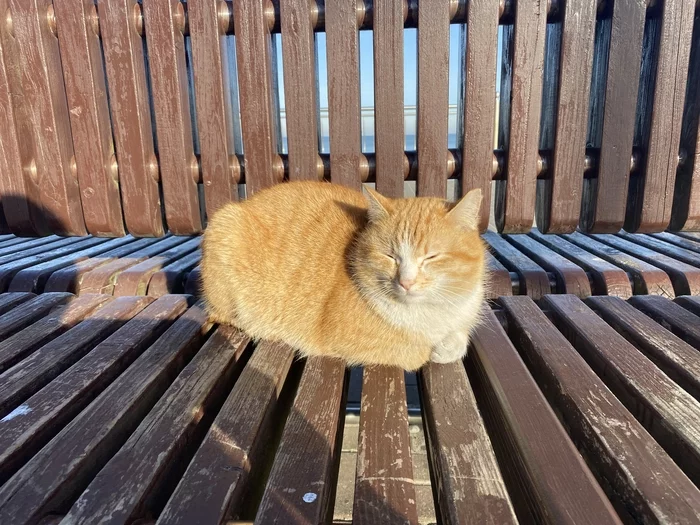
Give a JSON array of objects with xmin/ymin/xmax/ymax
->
[
  {"xmin": 485, "ymin": 252, "xmax": 513, "ymax": 297},
  {"xmin": 420, "ymin": 362, "xmax": 517, "ymax": 524},
  {"xmin": 417, "ymin": 0, "xmax": 450, "ymax": 198},
  {"xmin": 469, "ymin": 307, "xmax": 619, "ymax": 524},
  {"xmin": 157, "ymin": 341, "xmax": 295, "ymax": 524},
  {"xmin": 326, "ymin": 0, "xmax": 362, "ymax": 189},
  {"xmin": 483, "ymin": 231, "xmax": 550, "ymax": 298},
  {"xmin": 189, "ymin": 0, "xmax": 239, "ymax": 218},
  {"xmin": 99, "ymin": 0, "xmax": 164, "ymax": 236},
  {"xmin": 628, "ymin": 295, "xmax": 700, "ymax": 350},
  {"xmin": 0, "ymin": 292, "xmax": 73, "ymax": 339},
  {"xmin": 675, "ymin": 295, "xmax": 700, "ymax": 317},
  {"xmin": 0, "ymin": 292, "xmax": 35, "ymax": 316},
  {"xmin": 462, "ymin": 0, "xmax": 499, "ymax": 230},
  {"xmin": 353, "ymin": 366, "xmax": 418, "ymax": 525},
  {"xmin": 0, "ymin": 236, "xmax": 81, "ymax": 265},
  {"xmin": 54, "ymin": 0, "xmax": 125, "ymax": 236},
  {"xmin": 373, "ymin": 0, "xmax": 405, "ymax": 198},
  {"xmin": 651, "ymin": 232, "xmax": 700, "ymax": 254},
  {"xmin": 502, "ymin": 296, "xmax": 700, "ymax": 524},
  {"xmin": 619, "ymin": 231, "xmax": 700, "ymax": 267},
  {"xmin": 255, "ymin": 357, "xmax": 347, "ymax": 525},
  {"xmin": 147, "ymin": 248, "xmax": 202, "ymax": 296},
  {"xmin": 143, "ymin": 0, "xmax": 202, "ymax": 234}
]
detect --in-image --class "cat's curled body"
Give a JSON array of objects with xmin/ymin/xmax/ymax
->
[{"xmin": 202, "ymin": 181, "xmax": 486, "ymax": 371}]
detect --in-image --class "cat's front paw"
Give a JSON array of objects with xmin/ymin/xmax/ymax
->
[{"xmin": 430, "ymin": 331, "xmax": 468, "ymax": 364}]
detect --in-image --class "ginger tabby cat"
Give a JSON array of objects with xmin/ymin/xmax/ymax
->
[{"xmin": 202, "ymin": 181, "xmax": 486, "ymax": 371}]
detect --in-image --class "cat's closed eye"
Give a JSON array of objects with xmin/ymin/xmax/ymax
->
[{"xmin": 382, "ymin": 253, "xmax": 398, "ymax": 264}]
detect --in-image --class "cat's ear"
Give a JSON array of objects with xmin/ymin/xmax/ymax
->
[
  {"xmin": 447, "ymin": 188, "xmax": 482, "ymax": 230},
  {"xmin": 363, "ymin": 185, "xmax": 391, "ymax": 222}
]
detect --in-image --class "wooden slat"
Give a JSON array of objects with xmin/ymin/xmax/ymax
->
[
  {"xmin": 353, "ymin": 367, "xmax": 418, "ymax": 525},
  {"xmin": 590, "ymin": 233, "xmax": 700, "ymax": 296},
  {"xmin": 676, "ymin": 295, "xmax": 700, "ymax": 317},
  {"xmin": 482, "ymin": 231, "xmax": 550, "ymax": 298},
  {"xmin": 420, "ymin": 362, "xmax": 517, "ymax": 524},
  {"xmin": 588, "ymin": 295, "xmax": 700, "ymax": 401},
  {"xmin": 628, "ymin": 295, "xmax": 700, "ymax": 349},
  {"xmin": 469, "ymin": 308, "xmax": 618, "ymax": 523},
  {"xmin": 563, "ymin": 232, "xmax": 674, "ymax": 297},
  {"xmin": 143, "ymin": 0, "xmax": 202, "ymax": 234},
  {"xmin": 580, "ymin": 0, "xmax": 645, "ymax": 232},
  {"xmin": 280, "ymin": 0, "xmax": 319, "ymax": 181},
  {"xmin": 619, "ymin": 231, "xmax": 700, "ymax": 266},
  {"xmin": 651, "ymin": 232, "xmax": 700, "ymax": 254},
  {"xmin": 0, "ymin": 236, "xmax": 62, "ymax": 258},
  {"xmin": 7, "ymin": 0, "xmax": 86, "ymax": 235},
  {"xmin": 0, "ymin": 296, "xmax": 188, "ymax": 485},
  {"xmin": 54, "ymin": 0, "xmax": 124, "ymax": 236},
  {"xmin": 373, "ymin": 0, "xmax": 404, "ymax": 198},
  {"xmin": 189, "ymin": 0, "xmax": 239, "ymax": 218},
  {"xmin": 0, "ymin": 294, "xmax": 110, "ymax": 374},
  {"xmin": 495, "ymin": 0, "xmax": 546, "ymax": 232},
  {"xmin": 325, "ymin": 0, "xmax": 362, "ymax": 189},
  {"xmin": 462, "ymin": 0, "xmax": 499, "ymax": 230},
  {"xmin": 0, "ymin": 236, "xmax": 83, "ymax": 267},
  {"xmin": 255, "ymin": 357, "xmax": 347, "ymax": 525},
  {"xmin": 158, "ymin": 341, "xmax": 295, "ymax": 524},
  {"xmin": 0, "ymin": 301, "xmax": 210, "ymax": 525},
  {"xmin": 0, "ymin": 296, "xmax": 152, "ymax": 419},
  {"xmin": 626, "ymin": 0, "xmax": 695, "ymax": 232},
  {"xmin": 0, "ymin": 237, "xmax": 37, "ymax": 250},
  {"xmin": 99, "ymin": 0, "xmax": 164, "ymax": 236},
  {"xmin": 505, "ymin": 234, "xmax": 591, "ymax": 297},
  {"xmin": 502, "ymin": 296, "xmax": 700, "ymax": 523},
  {"xmin": 537, "ymin": 0, "xmax": 596, "ymax": 233},
  {"xmin": 232, "ymin": 0, "xmax": 278, "ymax": 194},
  {"xmin": 0, "ymin": 292, "xmax": 35, "ymax": 316},
  {"xmin": 485, "ymin": 252, "xmax": 513, "ymax": 298},
  {"xmin": 147, "ymin": 249, "xmax": 202, "ymax": 297},
  {"xmin": 184, "ymin": 265, "xmax": 202, "ymax": 296},
  {"xmin": 62, "ymin": 325, "xmax": 249, "ymax": 524},
  {"xmin": 416, "ymin": 0, "xmax": 450, "ymax": 197},
  {"xmin": 545, "ymin": 294, "xmax": 700, "ymax": 485},
  {"xmin": 0, "ymin": 293, "xmax": 73, "ymax": 339},
  {"xmin": 113, "ymin": 237, "xmax": 201, "ymax": 296}
]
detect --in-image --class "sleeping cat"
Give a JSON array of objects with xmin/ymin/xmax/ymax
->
[{"xmin": 201, "ymin": 181, "xmax": 486, "ymax": 371}]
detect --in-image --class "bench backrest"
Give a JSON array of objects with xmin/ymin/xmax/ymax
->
[{"xmin": 0, "ymin": 0, "xmax": 697, "ymax": 237}]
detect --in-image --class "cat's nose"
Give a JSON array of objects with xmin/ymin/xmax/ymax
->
[{"xmin": 399, "ymin": 277, "xmax": 416, "ymax": 291}]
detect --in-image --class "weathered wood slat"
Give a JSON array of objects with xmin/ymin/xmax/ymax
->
[
  {"xmin": 485, "ymin": 252, "xmax": 513, "ymax": 298},
  {"xmin": 0, "ymin": 295, "xmax": 188, "ymax": 485},
  {"xmin": 184, "ymin": 265, "xmax": 202, "ymax": 296},
  {"xmin": 0, "ymin": 293, "xmax": 73, "ymax": 339},
  {"xmin": 147, "ymin": 249, "xmax": 202, "ymax": 297},
  {"xmin": 0, "ymin": 236, "xmax": 62, "ymax": 259},
  {"xmin": 482, "ymin": 232, "xmax": 550, "ymax": 298},
  {"xmin": 675, "ymin": 295, "xmax": 700, "ymax": 317},
  {"xmin": 62, "ymin": 325, "xmax": 249, "ymax": 525},
  {"xmin": 420, "ymin": 362, "xmax": 517, "ymax": 524},
  {"xmin": 619, "ymin": 231, "xmax": 700, "ymax": 267},
  {"xmin": 628, "ymin": 295, "xmax": 700, "ymax": 349},
  {"xmin": 255, "ymin": 357, "xmax": 347, "ymax": 525},
  {"xmin": 469, "ymin": 307, "xmax": 618, "ymax": 523},
  {"xmin": 0, "ymin": 301, "xmax": 210, "ymax": 525},
  {"xmin": 545, "ymin": 294, "xmax": 700, "ymax": 485},
  {"xmin": 54, "ymin": 0, "xmax": 125, "ymax": 236},
  {"xmin": 502, "ymin": 296, "xmax": 700, "ymax": 524},
  {"xmin": 157, "ymin": 341, "xmax": 295, "ymax": 524},
  {"xmin": 354, "ymin": 366, "xmax": 418, "ymax": 525},
  {"xmin": 0, "ymin": 237, "xmax": 83, "ymax": 267},
  {"xmin": 650, "ymin": 232, "xmax": 700, "ymax": 254},
  {"xmin": 0, "ymin": 292, "xmax": 35, "ymax": 316}
]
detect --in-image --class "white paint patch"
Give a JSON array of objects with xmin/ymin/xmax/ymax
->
[
  {"xmin": 1, "ymin": 404, "xmax": 31, "ymax": 422},
  {"xmin": 302, "ymin": 492, "xmax": 317, "ymax": 503}
]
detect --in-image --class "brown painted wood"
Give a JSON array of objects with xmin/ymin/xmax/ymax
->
[
  {"xmin": 502, "ymin": 296, "xmax": 700, "ymax": 524},
  {"xmin": 563, "ymin": 232, "xmax": 674, "ymax": 297},
  {"xmin": 675, "ymin": 295, "xmax": 700, "ymax": 317},
  {"xmin": 62, "ymin": 325, "xmax": 249, "ymax": 525},
  {"xmin": 7, "ymin": 0, "xmax": 87, "ymax": 235},
  {"xmin": 619, "ymin": 231, "xmax": 700, "ymax": 267},
  {"xmin": 325, "ymin": 0, "xmax": 362, "ymax": 189},
  {"xmin": 626, "ymin": 0, "xmax": 694, "ymax": 232},
  {"xmin": 143, "ymin": 0, "xmax": 202, "ymax": 234},
  {"xmin": 255, "ymin": 357, "xmax": 347, "ymax": 525},
  {"xmin": 147, "ymin": 249, "xmax": 202, "ymax": 297},
  {"xmin": 0, "ymin": 292, "xmax": 35, "ymax": 316},
  {"xmin": 537, "ymin": 0, "xmax": 596, "ymax": 233},
  {"xmin": 545, "ymin": 294, "xmax": 700, "ymax": 486},
  {"xmin": 650, "ymin": 232, "xmax": 700, "ymax": 254},
  {"xmin": 588, "ymin": 295, "xmax": 700, "ymax": 402},
  {"xmin": 158, "ymin": 340, "xmax": 295, "ymax": 524},
  {"xmin": 0, "ymin": 237, "xmax": 82, "ymax": 266},
  {"xmin": 0, "ymin": 296, "xmax": 152, "ymax": 419},
  {"xmin": 113, "ymin": 237, "xmax": 201, "ymax": 296},
  {"xmin": 0, "ymin": 296, "xmax": 188, "ymax": 485},
  {"xmin": 280, "ymin": 0, "xmax": 319, "ymax": 181},
  {"xmin": 0, "ymin": 236, "xmax": 63, "ymax": 259},
  {"xmin": 0, "ymin": 294, "xmax": 110, "ymax": 374},
  {"xmin": 505, "ymin": 234, "xmax": 591, "ymax": 297},
  {"xmin": 420, "ymin": 362, "xmax": 517, "ymax": 524},
  {"xmin": 54, "ymin": 0, "xmax": 125, "ymax": 236},
  {"xmin": 628, "ymin": 295, "xmax": 700, "ymax": 350},
  {"xmin": 99, "ymin": 0, "xmax": 163, "ymax": 236},
  {"xmin": 373, "ymin": 0, "xmax": 404, "ymax": 198},
  {"xmin": 0, "ymin": 301, "xmax": 210, "ymax": 525},
  {"xmin": 189, "ymin": 0, "xmax": 239, "ymax": 218},
  {"xmin": 580, "ymin": 0, "xmax": 645, "ymax": 233},
  {"xmin": 462, "ymin": 0, "xmax": 499, "ymax": 230},
  {"xmin": 232, "ymin": 0, "xmax": 278, "ymax": 195},
  {"xmin": 184, "ymin": 265, "xmax": 202, "ymax": 296},
  {"xmin": 0, "ymin": 293, "xmax": 73, "ymax": 339},
  {"xmin": 354, "ymin": 366, "xmax": 418, "ymax": 525},
  {"xmin": 469, "ymin": 307, "xmax": 618, "ymax": 523},
  {"xmin": 485, "ymin": 252, "xmax": 513, "ymax": 298},
  {"xmin": 416, "ymin": 0, "xmax": 449, "ymax": 198},
  {"xmin": 495, "ymin": 0, "xmax": 546, "ymax": 232},
  {"xmin": 482, "ymin": 231, "xmax": 550, "ymax": 298}
]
